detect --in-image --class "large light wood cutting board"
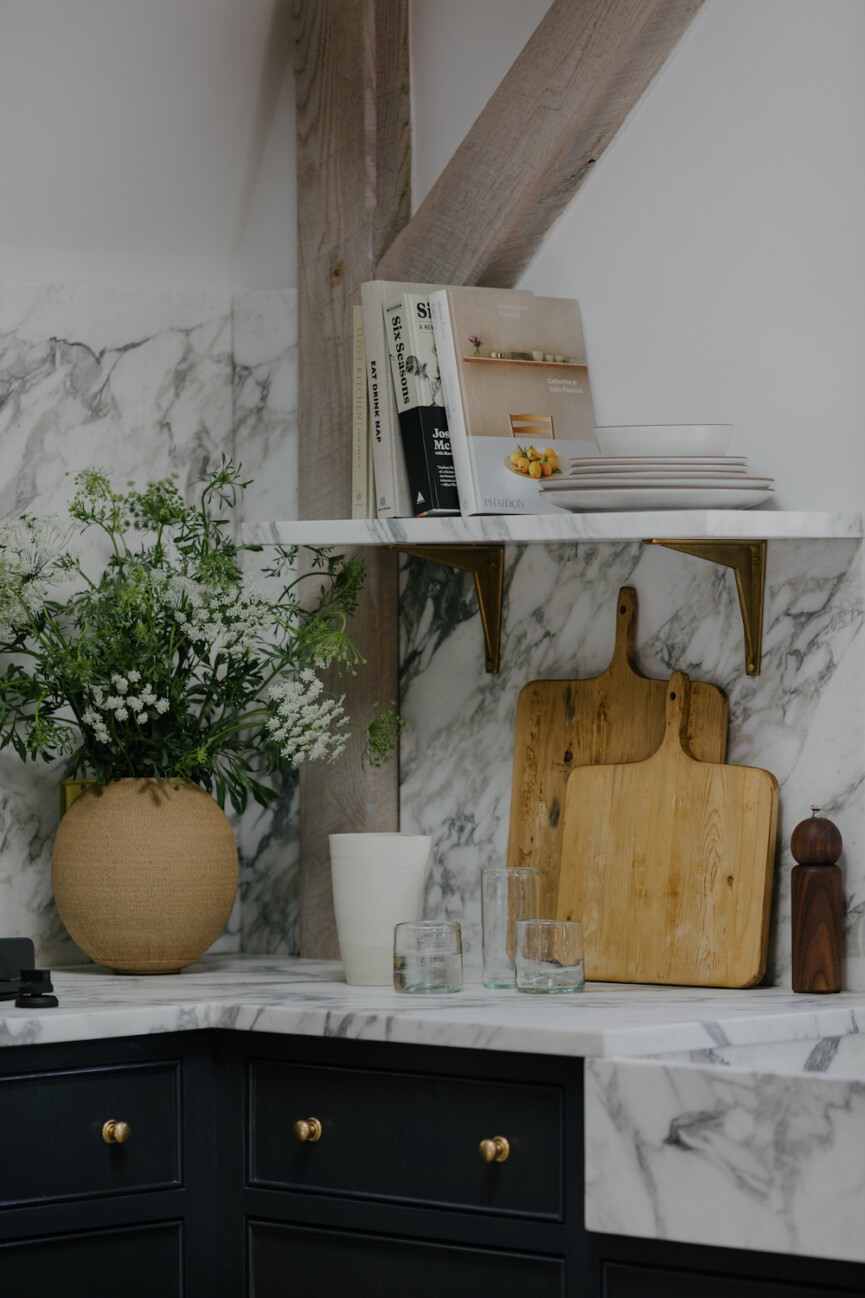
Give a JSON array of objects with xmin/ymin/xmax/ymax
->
[
  {"xmin": 506, "ymin": 588, "xmax": 728, "ymax": 918},
  {"xmin": 557, "ymin": 672, "xmax": 779, "ymax": 987}
]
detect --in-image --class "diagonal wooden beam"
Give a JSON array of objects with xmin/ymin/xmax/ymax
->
[
  {"xmin": 293, "ymin": 0, "xmax": 409, "ymax": 958},
  {"xmin": 377, "ymin": 0, "xmax": 705, "ymax": 287}
]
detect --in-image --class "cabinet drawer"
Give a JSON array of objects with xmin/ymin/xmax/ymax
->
[
  {"xmin": 249, "ymin": 1060, "xmax": 563, "ymax": 1219},
  {"xmin": 250, "ymin": 1219, "xmax": 564, "ymax": 1297},
  {"xmin": 0, "ymin": 1222, "xmax": 182, "ymax": 1298},
  {"xmin": 0, "ymin": 1060, "xmax": 180, "ymax": 1207}
]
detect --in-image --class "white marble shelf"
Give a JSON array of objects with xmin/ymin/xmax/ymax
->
[{"xmin": 241, "ymin": 510, "xmax": 864, "ymax": 548}]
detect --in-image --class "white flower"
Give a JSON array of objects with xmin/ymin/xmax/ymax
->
[
  {"xmin": 155, "ymin": 697, "xmax": 170, "ymax": 715},
  {"xmin": 114, "ymin": 706, "xmax": 129, "ymax": 722},
  {"xmin": 138, "ymin": 712, "xmax": 149, "ymax": 724},
  {"xmin": 266, "ymin": 673, "xmax": 348, "ymax": 766},
  {"xmin": 127, "ymin": 670, "xmax": 141, "ymax": 683},
  {"xmin": 126, "ymin": 695, "xmax": 144, "ymax": 712},
  {"xmin": 111, "ymin": 674, "xmax": 129, "ymax": 694}
]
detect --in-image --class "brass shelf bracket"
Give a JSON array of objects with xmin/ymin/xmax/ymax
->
[
  {"xmin": 644, "ymin": 538, "xmax": 767, "ymax": 676},
  {"xmin": 390, "ymin": 544, "xmax": 504, "ymax": 673}
]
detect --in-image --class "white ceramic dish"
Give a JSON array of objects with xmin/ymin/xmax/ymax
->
[
  {"xmin": 563, "ymin": 467, "xmax": 751, "ymax": 480},
  {"xmin": 539, "ymin": 484, "xmax": 773, "ymax": 512},
  {"xmin": 593, "ymin": 424, "xmax": 733, "ymax": 457},
  {"xmin": 567, "ymin": 456, "xmax": 748, "ymax": 470},
  {"xmin": 541, "ymin": 475, "xmax": 773, "ymax": 491}
]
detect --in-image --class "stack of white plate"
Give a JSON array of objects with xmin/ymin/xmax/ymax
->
[{"xmin": 539, "ymin": 425, "xmax": 774, "ymax": 512}]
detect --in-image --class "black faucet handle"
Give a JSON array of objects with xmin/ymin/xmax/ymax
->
[{"xmin": 15, "ymin": 969, "xmax": 59, "ymax": 1009}]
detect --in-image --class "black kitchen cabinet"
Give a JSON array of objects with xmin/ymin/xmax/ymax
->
[
  {"xmin": 248, "ymin": 1057, "xmax": 563, "ymax": 1218},
  {"xmin": 248, "ymin": 1220, "xmax": 565, "ymax": 1298},
  {"xmin": 2, "ymin": 1030, "xmax": 865, "ymax": 1297},
  {"xmin": 0, "ymin": 1221, "xmax": 184, "ymax": 1298}
]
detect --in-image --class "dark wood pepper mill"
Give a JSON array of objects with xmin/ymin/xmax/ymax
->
[{"xmin": 791, "ymin": 805, "xmax": 843, "ymax": 993}]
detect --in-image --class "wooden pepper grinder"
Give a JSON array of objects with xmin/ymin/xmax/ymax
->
[{"xmin": 791, "ymin": 805, "xmax": 843, "ymax": 993}]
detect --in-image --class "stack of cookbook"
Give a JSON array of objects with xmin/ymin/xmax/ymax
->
[
  {"xmin": 355, "ymin": 281, "xmax": 596, "ymax": 518},
  {"xmin": 353, "ymin": 285, "xmax": 770, "ymax": 518}
]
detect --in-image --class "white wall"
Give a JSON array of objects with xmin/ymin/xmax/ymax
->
[
  {"xmin": 411, "ymin": 0, "xmax": 865, "ymax": 513},
  {"xmin": 410, "ymin": 0, "xmax": 552, "ymax": 211},
  {"xmin": 0, "ymin": 0, "xmax": 296, "ymax": 291}
]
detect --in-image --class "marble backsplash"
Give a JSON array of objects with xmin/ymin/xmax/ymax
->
[
  {"xmin": 399, "ymin": 538, "xmax": 865, "ymax": 989},
  {"xmin": 0, "ymin": 281, "xmax": 299, "ymax": 964},
  {"xmin": 2, "ymin": 279, "xmax": 863, "ymax": 992}
]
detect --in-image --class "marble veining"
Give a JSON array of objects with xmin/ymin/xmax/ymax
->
[
  {"xmin": 399, "ymin": 537, "xmax": 865, "ymax": 987},
  {"xmin": 585, "ymin": 1045, "xmax": 865, "ymax": 1263},
  {"xmin": 0, "ymin": 281, "xmax": 235, "ymax": 964},
  {"xmin": 230, "ymin": 288, "xmax": 300, "ymax": 956}
]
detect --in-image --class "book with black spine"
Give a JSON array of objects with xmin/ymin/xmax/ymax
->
[
  {"xmin": 382, "ymin": 292, "xmax": 460, "ymax": 516},
  {"xmin": 430, "ymin": 287, "xmax": 596, "ymax": 514},
  {"xmin": 361, "ymin": 279, "xmax": 446, "ymax": 518}
]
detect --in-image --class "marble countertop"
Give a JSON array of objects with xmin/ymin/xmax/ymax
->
[{"xmin": 4, "ymin": 953, "xmax": 865, "ymax": 1058}]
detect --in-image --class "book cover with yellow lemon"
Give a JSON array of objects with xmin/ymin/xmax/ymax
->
[{"xmin": 429, "ymin": 288, "xmax": 596, "ymax": 514}]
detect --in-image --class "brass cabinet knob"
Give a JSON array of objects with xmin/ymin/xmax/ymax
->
[
  {"xmin": 293, "ymin": 1117, "xmax": 322, "ymax": 1144},
  {"xmin": 478, "ymin": 1135, "xmax": 509, "ymax": 1164},
  {"xmin": 102, "ymin": 1119, "xmax": 132, "ymax": 1145}
]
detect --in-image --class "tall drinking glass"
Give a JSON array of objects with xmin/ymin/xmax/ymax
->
[{"xmin": 481, "ymin": 866, "xmax": 540, "ymax": 988}]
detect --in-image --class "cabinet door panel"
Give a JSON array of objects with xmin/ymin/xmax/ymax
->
[
  {"xmin": 249, "ymin": 1219, "xmax": 563, "ymax": 1297},
  {"xmin": 249, "ymin": 1059, "xmax": 563, "ymax": 1219},
  {"xmin": 0, "ymin": 1221, "xmax": 182, "ymax": 1298},
  {"xmin": 604, "ymin": 1262, "xmax": 855, "ymax": 1298},
  {"xmin": 0, "ymin": 1060, "xmax": 180, "ymax": 1207}
]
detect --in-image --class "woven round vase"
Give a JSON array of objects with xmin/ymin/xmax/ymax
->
[{"xmin": 51, "ymin": 778, "xmax": 238, "ymax": 974}]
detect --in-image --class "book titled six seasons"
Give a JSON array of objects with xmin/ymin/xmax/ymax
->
[{"xmin": 382, "ymin": 293, "xmax": 460, "ymax": 516}]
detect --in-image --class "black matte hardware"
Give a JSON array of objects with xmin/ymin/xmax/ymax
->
[
  {"xmin": 15, "ymin": 968, "xmax": 59, "ymax": 1009},
  {"xmin": 0, "ymin": 937, "xmax": 36, "ymax": 1000}
]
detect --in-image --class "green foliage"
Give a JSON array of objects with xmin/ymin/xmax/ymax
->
[{"xmin": 0, "ymin": 459, "xmax": 398, "ymax": 811}]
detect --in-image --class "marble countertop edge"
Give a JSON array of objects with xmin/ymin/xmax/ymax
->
[{"xmin": 3, "ymin": 957, "xmax": 865, "ymax": 1062}]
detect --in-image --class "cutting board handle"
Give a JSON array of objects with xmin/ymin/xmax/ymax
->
[
  {"xmin": 658, "ymin": 670, "xmax": 695, "ymax": 760},
  {"xmin": 608, "ymin": 586, "xmax": 638, "ymax": 670}
]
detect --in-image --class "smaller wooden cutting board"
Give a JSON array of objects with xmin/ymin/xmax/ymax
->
[
  {"xmin": 557, "ymin": 672, "xmax": 779, "ymax": 988},
  {"xmin": 506, "ymin": 587, "xmax": 728, "ymax": 919}
]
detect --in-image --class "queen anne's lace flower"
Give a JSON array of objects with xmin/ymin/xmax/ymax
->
[
  {"xmin": 266, "ymin": 670, "xmax": 348, "ymax": 765},
  {"xmin": 0, "ymin": 515, "xmax": 74, "ymax": 637}
]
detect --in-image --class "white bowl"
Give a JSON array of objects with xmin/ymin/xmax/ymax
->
[{"xmin": 593, "ymin": 424, "xmax": 733, "ymax": 457}]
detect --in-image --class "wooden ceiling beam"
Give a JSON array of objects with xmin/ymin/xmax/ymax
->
[{"xmin": 377, "ymin": 0, "xmax": 705, "ymax": 287}]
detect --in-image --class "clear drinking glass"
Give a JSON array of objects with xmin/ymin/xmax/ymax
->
[
  {"xmin": 393, "ymin": 920, "xmax": 463, "ymax": 993},
  {"xmin": 515, "ymin": 919, "xmax": 585, "ymax": 994},
  {"xmin": 481, "ymin": 866, "xmax": 540, "ymax": 988}
]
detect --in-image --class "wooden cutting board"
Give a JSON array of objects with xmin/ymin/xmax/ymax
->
[
  {"xmin": 506, "ymin": 587, "xmax": 728, "ymax": 919},
  {"xmin": 557, "ymin": 672, "xmax": 779, "ymax": 987}
]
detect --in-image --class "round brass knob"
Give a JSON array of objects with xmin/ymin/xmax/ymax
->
[
  {"xmin": 102, "ymin": 1119, "xmax": 131, "ymax": 1145},
  {"xmin": 293, "ymin": 1117, "xmax": 322, "ymax": 1144},
  {"xmin": 478, "ymin": 1135, "xmax": 509, "ymax": 1164}
]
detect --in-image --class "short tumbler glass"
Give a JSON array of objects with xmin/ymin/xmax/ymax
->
[
  {"xmin": 481, "ymin": 866, "xmax": 540, "ymax": 988},
  {"xmin": 393, "ymin": 920, "xmax": 463, "ymax": 994},
  {"xmin": 514, "ymin": 919, "xmax": 585, "ymax": 994}
]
